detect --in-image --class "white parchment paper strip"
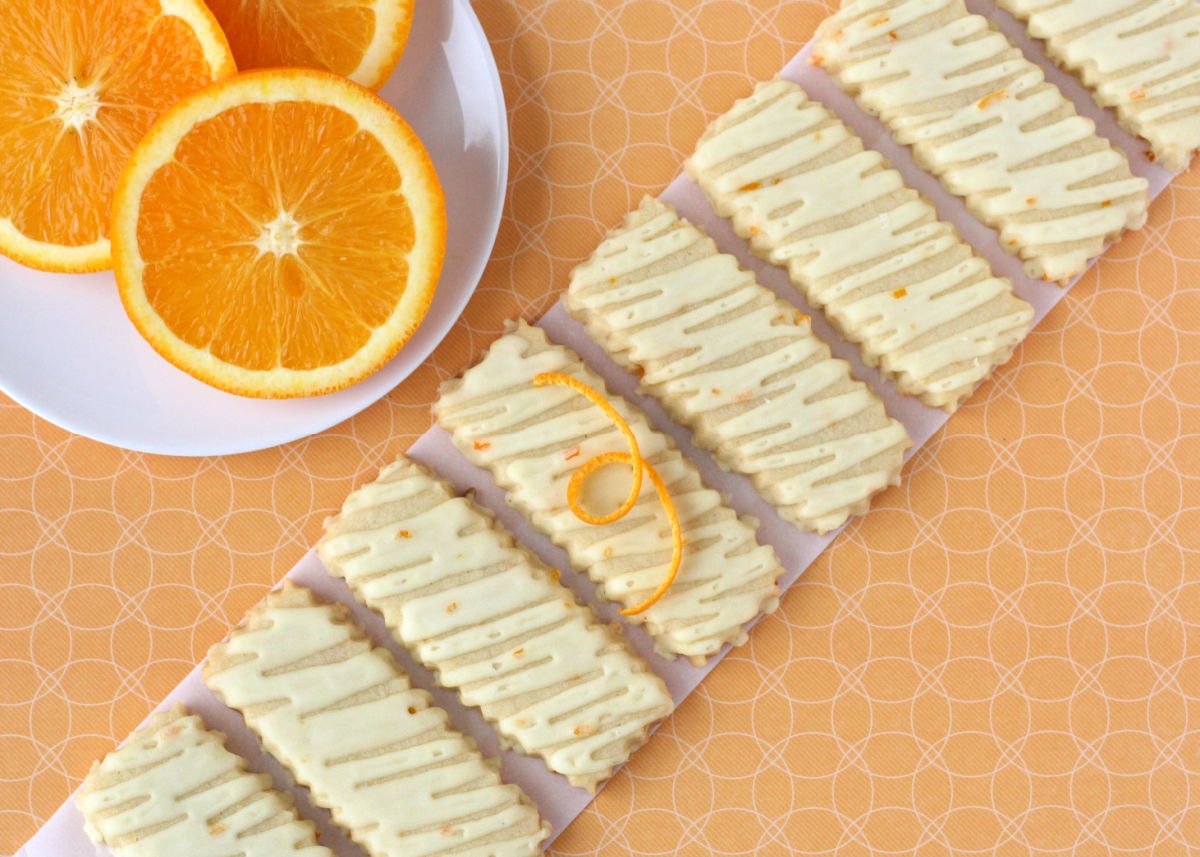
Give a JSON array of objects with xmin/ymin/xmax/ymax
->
[{"xmin": 18, "ymin": 3, "xmax": 1177, "ymax": 854}]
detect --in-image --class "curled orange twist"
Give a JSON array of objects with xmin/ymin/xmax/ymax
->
[{"xmin": 534, "ymin": 372, "xmax": 682, "ymax": 616}]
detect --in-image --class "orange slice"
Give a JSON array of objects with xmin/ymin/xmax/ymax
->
[
  {"xmin": 204, "ymin": 0, "xmax": 414, "ymax": 90},
  {"xmin": 111, "ymin": 69, "xmax": 445, "ymax": 398},
  {"xmin": 0, "ymin": 0, "xmax": 235, "ymax": 273}
]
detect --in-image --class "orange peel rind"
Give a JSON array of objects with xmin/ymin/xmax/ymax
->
[{"xmin": 533, "ymin": 372, "xmax": 681, "ymax": 616}]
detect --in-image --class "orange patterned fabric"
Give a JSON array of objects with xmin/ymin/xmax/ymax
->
[{"xmin": 2, "ymin": 2, "xmax": 1199, "ymax": 854}]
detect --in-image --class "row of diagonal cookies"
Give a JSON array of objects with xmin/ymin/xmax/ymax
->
[
  {"xmin": 79, "ymin": 6, "xmax": 1186, "ymax": 856},
  {"xmin": 431, "ymin": 0, "xmax": 1180, "ymax": 668},
  {"xmin": 82, "ymin": 583, "xmax": 554, "ymax": 857},
  {"xmin": 81, "ymin": 458, "xmax": 682, "ymax": 857},
  {"xmin": 813, "ymin": 0, "xmax": 1151, "ymax": 284},
  {"xmin": 684, "ymin": 80, "xmax": 1035, "ymax": 411}
]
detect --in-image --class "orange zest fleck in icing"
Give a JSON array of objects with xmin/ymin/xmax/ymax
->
[
  {"xmin": 738, "ymin": 181, "xmax": 762, "ymax": 192},
  {"xmin": 473, "ymin": 440, "xmax": 491, "ymax": 451},
  {"xmin": 976, "ymin": 89, "xmax": 1007, "ymax": 109},
  {"xmin": 892, "ymin": 287, "xmax": 908, "ymax": 299},
  {"xmin": 533, "ymin": 372, "xmax": 682, "ymax": 617}
]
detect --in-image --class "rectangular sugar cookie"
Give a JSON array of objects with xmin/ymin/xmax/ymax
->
[
  {"xmin": 565, "ymin": 200, "xmax": 915, "ymax": 523},
  {"xmin": 317, "ymin": 455, "xmax": 674, "ymax": 793},
  {"xmin": 998, "ymin": 0, "xmax": 1200, "ymax": 171},
  {"xmin": 814, "ymin": 0, "xmax": 1150, "ymax": 283},
  {"xmin": 203, "ymin": 583, "xmax": 549, "ymax": 857},
  {"xmin": 684, "ymin": 80, "xmax": 1035, "ymax": 411},
  {"xmin": 434, "ymin": 321, "xmax": 783, "ymax": 664},
  {"xmin": 78, "ymin": 705, "xmax": 330, "ymax": 857}
]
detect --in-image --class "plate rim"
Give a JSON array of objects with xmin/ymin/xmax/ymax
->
[{"xmin": 0, "ymin": 0, "xmax": 509, "ymax": 458}]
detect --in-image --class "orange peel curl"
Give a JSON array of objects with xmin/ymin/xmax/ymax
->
[{"xmin": 533, "ymin": 372, "xmax": 682, "ymax": 616}]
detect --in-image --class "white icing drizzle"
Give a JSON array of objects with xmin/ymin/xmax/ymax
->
[
  {"xmin": 203, "ymin": 584, "xmax": 549, "ymax": 857},
  {"xmin": 566, "ymin": 198, "xmax": 911, "ymax": 533},
  {"xmin": 434, "ymin": 322, "xmax": 782, "ymax": 664},
  {"xmin": 999, "ymin": 0, "xmax": 1200, "ymax": 171},
  {"xmin": 815, "ymin": 0, "xmax": 1149, "ymax": 283},
  {"xmin": 78, "ymin": 706, "xmax": 330, "ymax": 857},
  {"xmin": 317, "ymin": 456, "xmax": 674, "ymax": 792},
  {"xmin": 684, "ymin": 80, "xmax": 1034, "ymax": 410}
]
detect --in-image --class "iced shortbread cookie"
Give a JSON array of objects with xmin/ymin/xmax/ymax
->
[
  {"xmin": 565, "ymin": 205, "xmax": 914, "ymax": 523},
  {"xmin": 814, "ymin": 0, "xmax": 1149, "ymax": 283},
  {"xmin": 79, "ymin": 706, "xmax": 330, "ymax": 857},
  {"xmin": 684, "ymin": 82, "xmax": 1034, "ymax": 410},
  {"xmin": 998, "ymin": 0, "xmax": 1200, "ymax": 171},
  {"xmin": 434, "ymin": 322, "xmax": 782, "ymax": 664},
  {"xmin": 204, "ymin": 584, "xmax": 549, "ymax": 857},
  {"xmin": 318, "ymin": 456, "xmax": 674, "ymax": 792}
]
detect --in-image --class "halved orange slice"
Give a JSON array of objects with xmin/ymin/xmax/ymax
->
[
  {"xmin": 203, "ymin": 0, "xmax": 414, "ymax": 90},
  {"xmin": 0, "ymin": 0, "xmax": 235, "ymax": 272},
  {"xmin": 111, "ymin": 69, "xmax": 445, "ymax": 398}
]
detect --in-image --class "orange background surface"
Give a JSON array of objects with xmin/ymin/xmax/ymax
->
[{"xmin": 3, "ymin": 1, "xmax": 1200, "ymax": 854}]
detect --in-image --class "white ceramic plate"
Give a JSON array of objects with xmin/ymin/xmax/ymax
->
[{"xmin": 0, "ymin": 0, "xmax": 507, "ymax": 456}]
